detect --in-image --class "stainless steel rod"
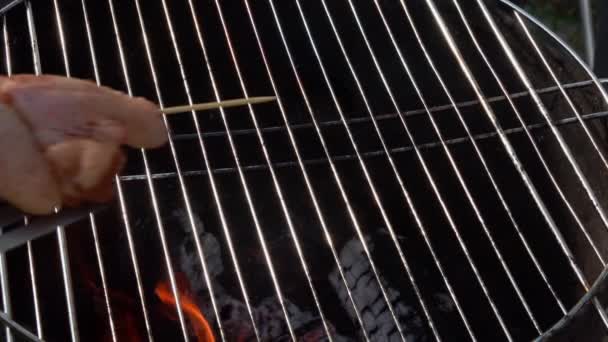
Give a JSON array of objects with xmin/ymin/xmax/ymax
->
[
  {"xmin": 120, "ymin": 109, "xmax": 608, "ymax": 182},
  {"xmin": 88, "ymin": 215, "xmax": 118, "ymax": 342},
  {"xmin": 1, "ymin": 15, "xmax": 13, "ymax": 342},
  {"xmin": 131, "ymin": 0, "xmax": 260, "ymax": 339},
  {"xmin": 513, "ymin": 13, "xmax": 608, "ymax": 264},
  {"xmin": 205, "ymin": 0, "xmax": 334, "ymax": 339},
  {"xmin": 172, "ymin": 0, "xmax": 295, "ymax": 337},
  {"xmin": 25, "ymin": 2, "xmax": 45, "ymax": 338},
  {"xmin": 106, "ymin": 0, "xmax": 190, "ymax": 339},
  {"xmin": 473, "ymin": 0, "xmax": 596, "ymax": 290},
  {"xmin": 242, "ymin": 1, "xmax": 371, "ymax": 339},
  {"xmin": 49, "ymin": 2, "xmax": 81, "ymax": 339},
  {"xmin": 580, "ymin": 0, "xmax": 595, "ymax": 67},
  {"xmin": 375, "ymin": 0, "xmax": 541, "ymax": 333},
  {"xmin": 126, "ymin": 0, "xmax": 231, "ymax": 339},
  {"xmin": 286, "ymin": 0, "xmax": 435, "ymax": 339},
  {"xmin": 421, "ymin": 6, "xmax": 585, "ymax": 334},
  {"xmin": 0, "ymin": 310, "xmax": 43, "ymax": 342},
  {"xmin": 80, "ymin": 3, "xmax": 116, "ymax": 340},
  {"xmin": 169, "ymin": 79, "xmax": 606, "ymax": 143}
]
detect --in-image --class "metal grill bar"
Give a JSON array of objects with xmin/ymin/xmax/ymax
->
[
  {"xmin": 56, "ymin": 226, "xmax": 78, "ymax": 341},
  {"xmin": 429, "ymin": 5, "xmax": 608, "ymax": 334},
  {"xmin": 88, "ymin": 215, "xmax": 117, "ymax": 342},
  {"xmin": 509, "ymin": 1, "xmax": 608, "ymax": 108},
  {"xmin": 1, "ymin": 15, "xmax": 13, "ymax": 342},
  {"xmin": 44, "ymin": 1, "xmax": 81, "ymax": 339},
  {"xmin": 371, "ymin": 0, "xmax": 543, "ymax": 333},
  {"xmin": 0, "ymin": 227, "xmax": 12, "ymax": 342},
  {"xmin": 78, "ymin": 3, "xmax": 117, "ymax": 340},
  {"xmin": 2, "ymin": 16, "xmax": 8, "ymax": 70},
  {"xmin": 2, "ymin": 1, "xmax": 608, "ymax": 341},
  {"xmin": 262, "ymin": 0, "xmax": 421, "ymax": 339},
  {"xmin": 274, "ymin": 0, "xmax": 422, "ymax": 339},
  {"xmin": 24, "ymin": 3, "xmax": 43, "ymax": 339},
  {"xmin": 205, "ymin": 1, "xmax": 336, "ymax": 340},
  {"xmin": 118, "ymin": 109, "xmax": 608, "ymax": 183},
  {"xmin": 513, "ymin": 7, "xmax": 608, "ymax": 330},
  {"xmin": 36, "ymin": 2, "xmax": 89, "ymax": 339},
  {"xmin": 51, "ymin": 0, "xmax": 67, "ymax": 73},
  {"xmin": 509, "ymin": 0, "xmax": 608, "ymax": 330},
  {"xmin": 130, "ymin": 0, "xmax": 263, "ymax": 339},
  {"xmin": 0, "ymin": 310, "xmax": 42, "ymax": 342},
  {"xmin": 103, "ymin": 0, "xmax": 192, "ymax": 340},
  {"xmin": 517, "ymin": 11, "xmax": 608, "ymax": 328},
  {"xmin": 472, "ymin": 0, "xmax": 608, "ymax": 329},
  {"xmin": 501, "ymin": 3, "xmax": 608, "ymax": 335},
  {"xmin": 26, "ymin": 226, "xmax": 43, "ymax": 339},
  {"xmin": 168, "ymin": 79, "xmax": 607, "ymax": 143},
  {"xmin": 451, "ymin": 0, "xmax": 586, "ymax": 314},
  {"xmin": 481, "ymin": 0, "xmax": 608, "ymax": 261},
  {"xmin": 76, "ymin": 0, "xmax": 157, "ymax": 340},
  {"xmin": 134, "ymin": 0, "xmax": 274, "ymax": 339},
  {"xmin": 579, "ymin": 0, "xmax": 594, "ymax": 67},
  {"xmin": 325, "ymin": 1, "xmax": 517, "ymax": 338},
  {"xmin": 177, "ymin": 0, "xmax": 298, "ymax": 337},
  {"xmin": 122, "ymin": 0, "xmax": 236, "ymax": 339},
  {"xmin": 114, "ymin": 182, "xmax": 154, "ymax": 341},
  {"xmin": 0, "ymin": 0, "xmax": 21, "ymax": 15},
  {"xmin": 515, "ymin": 13, "xmax": 608, "ymax": 263},
  {"xmin": 242, "ymin": 1, "xmax": 375, "ymax": 339},
  {"xmin": 318, "ymin": 0, "xmax": 475, "ymax": 339},
  {"xmin": 429, "ymin": 1, "xmax": 605, "ymax": 332},
  {"xmin": 425, "ymin": 0, "xmax": 585, "ymax": 306},
  {"xmin": 423, "ymin": 0, "xmax": 603, "ymax": 338}
]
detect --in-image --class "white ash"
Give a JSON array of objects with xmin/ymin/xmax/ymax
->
[
  {"xmin": 329, "ymin": 236, "xmax": 428, "ymax": 342},
  {"xmin": 176, "ymin": 209, "xmax": 224, "ymax": 294},
  {"xmin": 433, "ymin": 293, "xmax": 456, "ymax": 313},
  {"xmin": 176, "ymin": 210, "xmax": 350, "ymax": 341}
]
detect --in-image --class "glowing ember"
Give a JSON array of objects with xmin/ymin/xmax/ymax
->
[
  {"xmin": 155, "ymin": 279, "xmax": 215, "ymax": 342},
  {"xmin": 119, "ymin": 312, "xmax": 143, "ymax": 342},
  {"xmin": 78, "ymin": 262, "xmax": 143, "ymax": 341}
]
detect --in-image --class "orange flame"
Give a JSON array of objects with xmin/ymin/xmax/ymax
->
[{"xmin": 155, "ymin": 279, "xmax": 215, "ymax": 342}]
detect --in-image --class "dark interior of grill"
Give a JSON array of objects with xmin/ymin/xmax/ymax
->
[{"xmin": 2, "ymin": 0, "xmax": 608, "ymax": 341}]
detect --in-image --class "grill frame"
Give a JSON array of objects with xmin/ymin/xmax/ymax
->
[{"xmin": 1, "ymin": 0, "xmax": 608, "ymax": 341}]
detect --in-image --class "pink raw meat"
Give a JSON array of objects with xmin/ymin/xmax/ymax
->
[
  {"xmin": 0, "ymin": 74, "xmax": 168, "ymax": 214},
  {"xmin": 0, "ymin": 74, "xmax": 167, "ymax": 148}
]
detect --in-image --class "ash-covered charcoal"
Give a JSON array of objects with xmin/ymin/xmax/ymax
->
[
  {"xmin": 329, "ymin": 236, "xmax": 428, "ymax": 342},
  {"xmin": 176, "ymin": 209, "xmax": 224, "ymax": 293},
  {"xmin": 433, "ymin": 293, "xmax": 456, "ymax": 314},
  {"xmin": 252, "ymin": 297, "xmax": 350, "ymax": 341},
  {"xmin": 210, "ymin": 295, "xmax": 352, "ymax": 341},
  {"xmin": 176, "ymin": 210, "xmax": 350, "ymax": 341}
]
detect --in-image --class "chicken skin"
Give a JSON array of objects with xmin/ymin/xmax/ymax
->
[{"xmin": 0, "ymin": 74, "xmax": 167, "ymax": 214}]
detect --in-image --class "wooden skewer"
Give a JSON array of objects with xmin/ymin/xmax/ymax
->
[{"xmin": 162, "ymin": 96, "xmax": 276, "ymax": 115}]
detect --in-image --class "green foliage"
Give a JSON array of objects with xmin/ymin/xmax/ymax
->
[{"xmin": 524, "ymin": 0, "xmax": 591, "ymax": 54}]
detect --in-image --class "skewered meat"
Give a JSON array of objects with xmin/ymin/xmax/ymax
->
[
  {"xmin": 45, "ymin": 140, "xmax": 126, "ymax": 207},
  {"xmin": 0, "ymin": 74, "xmax": 167, "ymax": 214},
  {"xmin": 0, "ymin": 102, "xmax": 61, "ymax": 214},
  {"xmin": 0, "ymin": 74, "xmax": 166, "ymax": 148}
]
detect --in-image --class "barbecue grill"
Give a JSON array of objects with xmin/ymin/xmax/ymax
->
[{"xmin": 1, "ymin": 0, "xmax": 608, "ymax": 341}]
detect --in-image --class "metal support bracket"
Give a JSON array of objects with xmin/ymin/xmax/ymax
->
[{"xmin": 0, "ymin": 0, "xmax": 23, "ymax": 16}]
